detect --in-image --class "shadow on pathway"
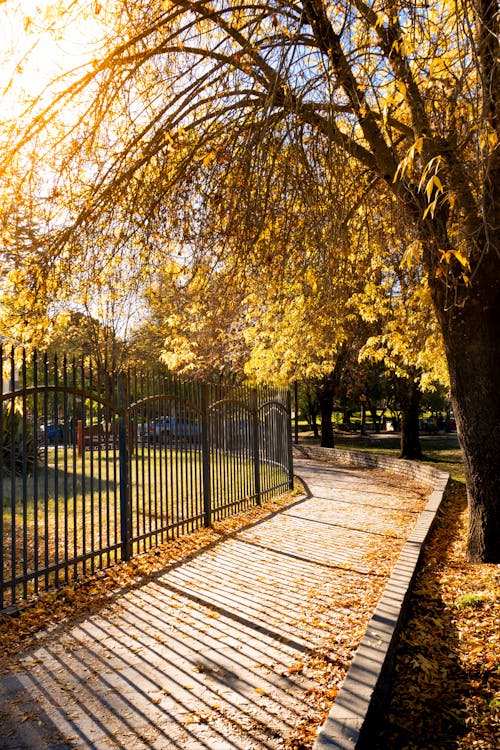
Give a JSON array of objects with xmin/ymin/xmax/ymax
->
[{"xmin": 0, "ymin": 456, "xmax": 428, "ymax": 749}]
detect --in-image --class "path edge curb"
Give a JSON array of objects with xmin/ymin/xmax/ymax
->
[{"xmin": 294, "ymin": 446, "xmax": 449, "ymax": 749}]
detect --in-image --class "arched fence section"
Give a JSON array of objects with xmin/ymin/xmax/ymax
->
[{"xmin": 0, "ymin": 347, "xmax": 293, "ymax": 611}]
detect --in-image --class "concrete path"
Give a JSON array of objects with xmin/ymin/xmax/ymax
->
[{"xmin": 0, "ymin": 457, "xmax": 427, "ymax": 749}]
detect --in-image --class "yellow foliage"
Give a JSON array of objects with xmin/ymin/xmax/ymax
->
[{"xmin": 359, "ymin": 273, "xmax": 448, "ymax": 390}]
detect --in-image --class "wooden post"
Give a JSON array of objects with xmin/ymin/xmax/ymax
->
[{"xmin": 77, "ymin": 420, "xmax": 83, "ymax": 456}]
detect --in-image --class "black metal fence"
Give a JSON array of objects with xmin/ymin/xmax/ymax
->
[{"xmin": 1, "ymin": 346, "xmax": 293, "ymax": 611}]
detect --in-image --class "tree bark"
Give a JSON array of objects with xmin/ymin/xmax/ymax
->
[
  {"xmin": 342, "ymin": 408, "xmax": 352, "ymax": 429},
  {"xmin": 394, "ymin": 376, "xmax": 423, "ymax": 460},
  {"xmin": 316, "ymin": 377, "xmax": 335, "ymax": 448},
  {"xmin": 368, "ymin": 402, "xmax": 381, "ymax": 433},
  {"xmin": 360, "ymin": 401, "xmax": 367, "ymax": 435},
  {"xmin": 432, "ymin": 258, "xmax": 500, "ymax": 563},
  {"xmin": 314, "ymin": 348, "xmax": 349, "ymax": 448}
]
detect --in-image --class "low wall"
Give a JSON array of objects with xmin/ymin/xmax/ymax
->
[
  {"xmin": 294, "ymin": 445, "xmax": 450, "ymax": 750},
  {"xmin": 295, "ymin": 444, "xmax": 446, "ymax": 487}
]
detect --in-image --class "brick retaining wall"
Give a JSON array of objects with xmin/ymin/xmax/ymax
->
[{"xmin": 294, "ymin": 444, "xmax": 446, "ymax": 488}]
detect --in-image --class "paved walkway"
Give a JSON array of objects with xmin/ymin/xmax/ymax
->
[{"xmin": 0, "ymin": 457, "xmax": 427, "ymax": 749}]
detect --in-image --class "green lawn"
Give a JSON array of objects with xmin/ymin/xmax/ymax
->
[{"xmin": 1, "ymin": 446, "xmax": 288, "ymax": 606}]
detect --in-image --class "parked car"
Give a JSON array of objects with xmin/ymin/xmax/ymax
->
[
  {"xmin": 171, "ymin": 417, "xmax": 201, "ymax": 443},
  {"xmin": 148, "ymin": 416, "xmax": 201, "ymax": 444},
  {"xmin": 148, "ymin": 416, "xmax": 170, "ymax": 444},
  {"xmin": 39, "ymin": 422, "xmax": 64, "ymax": 445},
  {"xmin": 136, "ymin": 421, "xmax": 150, "ymax": 443}
]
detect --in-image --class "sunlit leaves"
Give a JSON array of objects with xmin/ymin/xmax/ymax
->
[{"xmin": 0, "ymin": 0, "xmax": 496, "ymax": 336}]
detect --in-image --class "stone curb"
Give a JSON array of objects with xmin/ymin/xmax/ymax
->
[{"xmin": 294, "ymin": 446, "xmax": 449, "ymax": 749}]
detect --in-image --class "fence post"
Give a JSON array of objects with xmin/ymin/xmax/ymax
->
[
  {"xmin": 201, "ymin": 383, "xmax": 212, "ymax": 527},
  {"xmin": 252, "ymin": 390, "xmax": 262, "ymax": 506},
  {"xmin": 118, "ymin": 373, "xmax": 132, "ymax": 561},
  {"xmin": 287, "ymin": 389, "xmax": 295, "ymax": 491},
  {"xmin": 294, "ymin": 381, "xmax": 299, "ymax": 445}
]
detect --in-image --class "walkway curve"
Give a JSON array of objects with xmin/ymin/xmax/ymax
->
[{"xmin": 0, "ymin": 455, "xmax": 436, "ymax": 749}]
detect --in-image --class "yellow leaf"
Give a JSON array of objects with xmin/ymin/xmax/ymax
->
[
  {"xmin": 423, "ymin": 200, "xmax": 437, "ymax": 220},
  {"xmin": 425, "ymin": 175, "xmax": 442, "ymax": 200},
  {"xmin": 202, "ymin": 151, "xmax": 216, "ymax": 167},
  {"xmin": 413, "ymin": 137, "xmax": 424, "ymax": 154},
  {"xmin": 402, "ymin": 241, "xmax": 421, "ymax": 268},
  {"xmin": 432, "ymin": 175, "xmax": 444, "ymax": 193},
  {"xmin": 450, "ymin": 249, "xmax": 469, "ymax": 268}
]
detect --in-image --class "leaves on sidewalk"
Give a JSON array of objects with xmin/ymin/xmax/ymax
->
[
  {"xmin": 0, "ymin": 491, "xmax": 300, "ymax": 665},
  {"xmin": 5, "ymin": 471, "xmax": 495, "ymax": 749}
]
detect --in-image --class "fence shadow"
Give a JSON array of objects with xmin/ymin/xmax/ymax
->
[{"xmin": 1, "ymin": 462, "xmax": 431, "ymax": 749}]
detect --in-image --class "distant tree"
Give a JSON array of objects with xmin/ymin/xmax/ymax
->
[
  {"xmin": 299, "ymin": 384, "xmax": 321, "ymax": 439},
  {"xmin": 337, "ymin": 359, "xmax": 391, "ymax": 435}
]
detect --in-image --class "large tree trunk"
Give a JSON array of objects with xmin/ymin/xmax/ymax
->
[
  {"xmin": 394, "ymin": 376, "xmax": 423, "ymax": 460},
  {"xmin": 432, "ymin": 260, "xmax": 500, "ymax": 563}
]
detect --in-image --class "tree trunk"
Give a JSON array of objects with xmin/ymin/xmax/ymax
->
[
  {"xmin": 360, "ymin": 401, "xmax": 367, "ymax": 435},
  {"xmin": 314, "ymin": 349, "xmax": 349, "ymax": 449},
  {"xmin": 368, "ymin": 402, "xmax": 381, "ymax": 433},
  {"xmin": 315, "ymin": 373, "xmax": 337, "ymax": 448},
  {"xmin": 343, "ymin": 408, "xmax": 352, "ymax": 428},
  {"xmin": 432, "ymin": 262, "xmax": 500, "ymax": 563},
  {"xmin": 394, "ymin": 376, "xmax": 423, "ymax": 460},
  {"xmin": 319, "ymin": 391, "xmax": 334, "ymax": 448}
]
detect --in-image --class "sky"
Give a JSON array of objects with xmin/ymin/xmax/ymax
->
[
  {"xmin": 0, "ymin": 1, "xmax": 146, "ymax": 336},
  {"xmin": 0, "ymin": 0, "xmax": 103, "ymax": 121}
]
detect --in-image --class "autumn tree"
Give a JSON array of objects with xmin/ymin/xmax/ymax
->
[
  {"xmin": 354, "ymin": 208, "xmax": 450, "ymax": 458},
  {"xmin": 1, "ymin": 0, "xmax": 498, "ymax": 561},
  {"xmin": 134, "ymin": 191, "xmax": 370, "ymax": 448},
  {"xmin": 336, "ymin": 359, "xmax": 391, "ymax": 434},
  {"xmin": 298, "ymin": 383, "xmax": 321, "ymax": 438},
  {"xmin": 130, "ymin": 259, "xmax": 251, "ymax": 377},
  {"xmin": 127, "ymin": 130, "xmax": 373, "ymax": 448},
  {"xmin": 45, "ymin": 309, "xmax": 130, "ymax": 373}
]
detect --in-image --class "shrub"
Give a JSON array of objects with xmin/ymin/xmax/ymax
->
[{"xmin": 1, "ymin": 404, "xmax": 38, "ymax": 476}]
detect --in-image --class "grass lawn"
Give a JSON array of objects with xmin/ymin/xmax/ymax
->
[
  {"xmin": 1, "ymin": 446, "xmax": 288, "ymax": 608},
  {"xmin": 300, "ymin": 428, "xmax": 465, "ymax": 479},
  {"xmin": 339, "ymin": 432, "xmax": 464, "ymax": 474}
]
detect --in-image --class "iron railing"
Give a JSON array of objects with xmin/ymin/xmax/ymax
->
[{"xmin": 1, "ymin": 347, "xmax": 293, "ymax": 611}]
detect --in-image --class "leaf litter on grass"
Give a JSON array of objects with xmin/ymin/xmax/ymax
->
[{"xmin": 371, "ymin": 479, "xmax": 500, "ymax": 750}]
